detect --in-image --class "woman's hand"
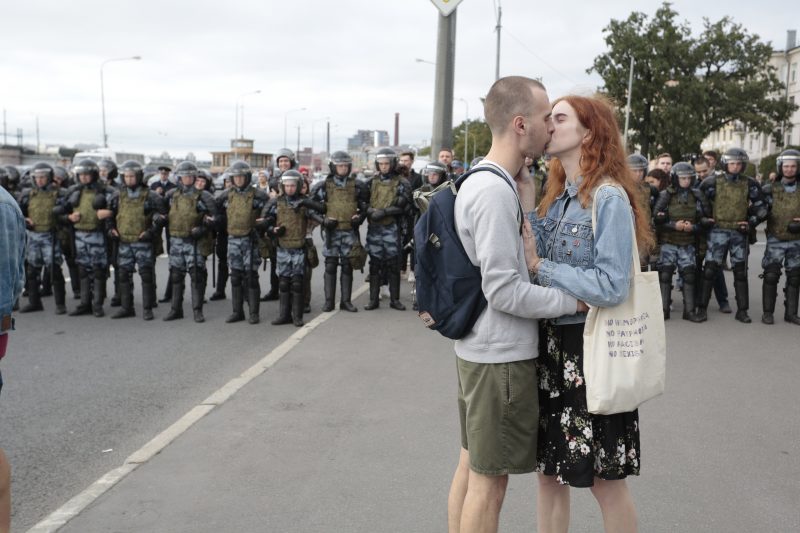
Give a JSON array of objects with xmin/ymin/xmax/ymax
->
[{"xmin": 522, "ymin": 217, "xmax": 540, "ymax": 272}]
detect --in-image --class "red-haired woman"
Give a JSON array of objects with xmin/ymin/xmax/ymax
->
[{"xmin": 523, "ymin": 94, "xmax": 654, "ymax": 533}]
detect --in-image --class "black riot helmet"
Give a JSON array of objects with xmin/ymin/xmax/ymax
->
[
  {"xmin": 374, "ymin": 147, "xmax": 397, "ymax": 174},
  {"xmin": 174, "ymin": 160, "xmax": 199, "ymax": 188},
  {"xmin": 31, "ymin": 162, "xmax": 55, "ymax": 188},
  {"xmin": 422, "ymin": 161, "xmax": 448, "ymax": 186},
  {"xmin": 777, "ymin": 149, "xmax": 800, "ymax": 179},
  {"xmin": 98, "ymin": 159, "xmax": 118, "ymax": 182},
  {"xmin": 73, "ymin": 159, "xmax": 100, "ymax": 183},
  {"xmin": 227, "ymin": 160, "xmax": 252, "ymax": 190},
  {"xmin": 53, "ymin": 165, "xmax": 70, "ymax": 186},
  {"xmin": 196, "ymin": 169, "xmax": 215, "ymax": 192},
  {"xmin": 280, "ymin": 169, "xmax": 303, "ymax": 196},
  {"xmin": 119, "ymin": 160, "xmax": 145, "ymax": 187},
  {"xmin": 670, "ymin": 162, "xmax": 696, "ymax": 188},
  {"xmin": 627, "ymin": 153, "xmax": 649, "ymax": 171},
  {"xmin": 469, "ymin": 156, "xmax": 484, "ymax": 169},
  {"xmin": 328, "ymin": 151, "xmax": 352, "ymax": 176},
  {"xmin": 720, "ymin": 147, "xmax": 748, "ymax": 176},
  {"xmin": 275, "ymin": 148, "xmax": 297, "ymax": 171},
  {"xmin": 0, "ymin": 166, "xmax": 8, "ymax": 190},
  {"xmin": 3, "ymin": 165, "xmax": 21, "ymax": 190}
]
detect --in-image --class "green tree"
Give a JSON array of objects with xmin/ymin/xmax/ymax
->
[
  {"xmin": 589, "ymin": 2, "xmax": 796, "ymax": 160},
  {"xmin": 452, "ymin": 119, "xmax": 492, "ymax": 163}
]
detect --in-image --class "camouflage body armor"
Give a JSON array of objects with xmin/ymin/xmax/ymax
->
[
  {"xmin": 276, "ymin": 199, "xmax": 307, "ymax": 249},
  {"xmin": 369, "ymin": 176, "xmax": 399, "ymax": 225},
  {"xmin": 661, "ymin": 190, "xmax": 698, "ymax": 246},
  {"xmin": 74, "ymin": 189, "xmax": 101, "ymax": 231},
  {"xmin": 713, "ymin": 177, "xmax": 748, "ymax": 230},
  {"xmin": 226, "ymin": 189, "xmax": 256, "ymax": 237},
  {"xmin": 117, "ymin": 192, "xmax": 149, "ymax": 243},
  {"xmin": 326, "ymin": 177, "xmax": 358, "ymax": 230},
  {"xmin": 767, "ymin": 182, "xmax": 800, "ymax": 241},
  {"xmin": 28, "ymin": 188, "xmax": 58, "ymax": 232},
  {"xmin": 169, "ymin": 190, "xmax": 202, "ymax": 238}
]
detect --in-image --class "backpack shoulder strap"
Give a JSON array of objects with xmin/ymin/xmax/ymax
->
[{"xmin": 456, "ymin": 164, "xmax": 524, "ymax": 233}]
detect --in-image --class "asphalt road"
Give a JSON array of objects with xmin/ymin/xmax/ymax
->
[
  {"xmin": 1, "ymin": 232, "xmax": 374, "ymax": 532},
  {"xmin": 3, "ymin": 236, "xmax": 800, "ymax": 532}
]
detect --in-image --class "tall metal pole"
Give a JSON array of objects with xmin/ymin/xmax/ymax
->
[
  {"xmin": 296, "ymin": 125, "xmax": 301, "ymax": 157},
  {"xmin": 495, "ymin": 3, "xmax": 502, "ymax": 81},
  {"xmin": 284, "ymin": 107, "xmax": 306, "ymax": 148},
  {"xmin": 431, "ymin": 10, "xmax": 457, "ymax": 160},
  {"xmin": 100, "ymin": 56, "xmax": 141, "ymax": 148},
  {"xmin": 235, "ymin": 102, "xmax": 239, "ymax": 140},
  {"xmin": 623, "ymin": 56, "xmax": 635, "ymax": 148},
  {"xmin": 458, "ymin": 98, "xmax": 469, "ymax": 164},
  {"xmin": 36, "ymin": 115, "xmax": 40, "ymax": 153},
  {"xmin": 326, "ymin": 121, "xmax": 330, "ymax": 155}
]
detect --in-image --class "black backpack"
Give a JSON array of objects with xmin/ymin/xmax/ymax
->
[{"xmin": 414, "ymin": 164, "xmax": 519, "ymax": 339}]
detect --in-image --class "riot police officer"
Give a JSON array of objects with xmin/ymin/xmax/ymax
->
[
  {"xmin": 310, "ymin": 151, "xmax": 369, "ymax": 312},
  {"xmin": 654, "ymin": 163, "xmax": 713, "ymax": 322},
  {"xmin": 698, "ymin": 148, "xmax": 768, "ymax": 323},
  {"xmin": 363, "ymin": 148, "xmax": 412, "ymax": 311},
  {"xmin": 216, "ymin": 161, "xmax": 269, "ymax": 324},
  {"xmin": 760, "ymin": 149, "xmax": 800, "ymax": 325},
  {"xmin": 65, "ymin": 159, "xmax": 115, "ymax": 317},
  {"xmin": 2, "ymin": 166, "xmax": 21, "ymax": 197},
  {"xmin": 98, "ymin": 159, "xmax": 119, "ymax": 187},
  {"xmin": 261, "ymin": 148, "xmax": 297, "ymax": 302},
  {"xmin": 106, "ymin": 160, "xmax": 166, "ymax": 320},
  {"xmin": 17, "ymin": 163, "xmax": 69, "ymax": 314},
  {"xmin": 628, "ymin": 153, "xmax": 660, "ymax": 269},
  {"xmin": 263, "ymin": 170, "xmax": 313, "ymax": 327},
  {"xmin": 162, "ymin": 161, "xmax": 217, "ymax": 323}
]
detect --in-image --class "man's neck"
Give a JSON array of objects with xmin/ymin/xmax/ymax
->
[{"xmin": 484, "ymin": 141, "xmax": 524, "ymax": 178}]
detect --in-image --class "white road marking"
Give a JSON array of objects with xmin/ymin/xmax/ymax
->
[{"xmin": 26, "ymin": 283, "xmax": 369, "ymax": 533}]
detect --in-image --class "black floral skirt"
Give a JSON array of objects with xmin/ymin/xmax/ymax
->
[{"xmin": 535, "ymin": 321, "xmax": 640, "ymax": 488}]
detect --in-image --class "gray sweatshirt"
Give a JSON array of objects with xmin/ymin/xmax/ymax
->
[{"xmin": 453, "ymin": 161, "xmax": 578, "ymax": 364}]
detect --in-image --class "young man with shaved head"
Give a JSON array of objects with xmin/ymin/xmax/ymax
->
[{"xmin": 447, "ymin": 76, "xmax": 584, "ymax": 533}]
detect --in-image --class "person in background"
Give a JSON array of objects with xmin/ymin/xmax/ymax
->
[
  {"xmin": 0, "ymin": 183, "xmax": 26, "ymax": 533},
  {"xmin": 655, "ymin": 153, "xmax": 673, "ymax": 174},
  {"xmin": 694, "ymin": 156, "xmax": 731, "ymax": 313}
]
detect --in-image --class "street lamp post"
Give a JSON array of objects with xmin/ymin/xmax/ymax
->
[
  {"xmin": 100, "ymin": 56, "xmax": 141, "ymax": 148},
  {"xmin": 311, "ymin": 116, "xmax": 330, "ymax": 168},
  {"xmin": 622, "ymin": 56, "xmax": 634, "ymax": 148},
  {"xmin": 235, "ymin": 89, "xmax": 261, "ymax": 139},
  {"xmin": 283, "ymin": 107, "xmax": 306, "ymax": 148},
  {"xmin": 457, "ymin": 98, "xmax": 469, "ymax": 164}
]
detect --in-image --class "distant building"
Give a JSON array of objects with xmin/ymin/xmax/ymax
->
[
  {"xmin": 347, "ymin": 129, "xmax": 390, "ymax": 151},
  {"xmin": 210, "ymin": 138, "xmax": 272, "ymax": 174},
  {"xmin": 701, "ymin": 31, "xmax": 800, "ymax": 164}
]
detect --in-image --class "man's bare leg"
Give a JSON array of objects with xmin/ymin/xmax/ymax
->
[
  {"xmin": 447, "ymin": 448, "xmax": 471, "ymax": 533},
  {"xmin": 459, "ymin": 468, "xmax": 508, "ymax": 533}
]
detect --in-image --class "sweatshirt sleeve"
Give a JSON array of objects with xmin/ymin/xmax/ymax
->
[{"xmin": 457, "ymin": 176, "xmax": 577, "ymax": 319}]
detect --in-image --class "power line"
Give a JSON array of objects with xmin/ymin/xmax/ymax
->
[{"xmin": 503, "ymin": 28, "xmax": 579, "ymax": 85}]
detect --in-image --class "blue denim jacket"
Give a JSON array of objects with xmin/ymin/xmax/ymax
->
[
  {"xmin": 1, "ymin": 187, "xmax": 26, "ymax": 332},
  {"xmin": 529, "ymin": 180, "xmax": 634, "ymax": 324}
]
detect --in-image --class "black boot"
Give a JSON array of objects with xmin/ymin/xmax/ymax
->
[
  {"xmin": 191, "ymin": 268, "xmax": 206, "ymax": 323},
  {"xmin": 261, "ymin": 255, "xmax": 279, "ymax": 301},
  {"xmin": 248, "ymin": 272, "xmax": 261, "ymax": 325},
  {"xmin": 20, "ymin": 264, "xmax": 44, "ymax": 313},
  {"xmin": 53, "ymin": 266, "xmax": 67, "ymax": 315},
  {"xmin": 40, "ymin": 265, "xmax": 53, "ymax": 297},
  {"xmin": 140, "ymin": 266, "xmax": 156, "ymax": 321},
  {"xmin": 364, "ymin": 259, "xmax": 381, "ymax": 311},
  {"xmin": 323, "ymin": 257, "xmax": 337, "ymax": 312},
  {"xmin": 210, "ymin": 254, "xmax": 228, "ymax": 300},
  {"xmin": 785, "ymin": 268, "xmax": 800, "ymax": 325},
  {"xmin": 226, "ymin": 270, "xmax": 246, "ymax": 323},
  {"xmin": 291, "ymin": 276, "xmax": 305, "ymax": 327},
  {"xmin": 163, "ymin": 269, "xmax": 185, "ymax": 321},
  {"xmin": 658, "ymin": 265, "xmax": 674, "ymax": 320},
  {"xmin": 681, "ymin": 267, "xmax": 702, "ymax": 322},
  {"xmin": 303, "ymin": 264, "xmax": 312, "ymax": 314},
  {"xmin": 339, "ymin": 262, "xmax": 357, "ymax": 312},
  {"xmin": 696, "ymin": 262, "xmax": 718, "ymax": 323},
  {"xmin": 271, "ymin": 277, "xmax": 292, "ymax": 325},
  {"xmin": 761, "ymin": 265, "xmax": 781, "ymax": 325},
  {"xmin": 111, "ymin": 269, "xmax": 136, "ymax": 318},
  {"xmin": 388, "ymin": 258, "xmax": 406, "ymax": 311},
  {"xmin": 732, "ymin": 263, "xmax": 751, "ymax": 323},
  {"xmin": 92, "ymin": 269, "xmax": 107, "ymax": 317},
  {"xmin": 69, "ymin": 266, "xmax": 93, "ymax": 316}
]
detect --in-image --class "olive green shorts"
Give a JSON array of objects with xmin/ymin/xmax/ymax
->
[{"xmin": 457, "ymin": 357, "xmax": 539, "ymax": 476}]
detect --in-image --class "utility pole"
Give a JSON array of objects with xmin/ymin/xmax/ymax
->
[
  {"xmin": 326, "ymin": 121, "xmax": 330, "ymax": 155},
  {"xmin": 431, "ymin": 9, "xmax": 457, "ymax": 160},
  {"xmin": 3, "ymin": 109, "xmax": 6, "ymax": 146},
  {"xmin": 623, "ymin": 56, "xmax": 635, "ymax": 148},
  {"xmin": 495, "ymin": 2, "xmax": 502, "ymax": 81},
  {"xmin": 36, "ymin": 116, "xmax": 40, "ymax": 153}
]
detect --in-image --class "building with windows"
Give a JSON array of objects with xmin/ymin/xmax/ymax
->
[
  {"xmin": 210, "ymin": 138, "xmax": 272, "ymax": 174},
  {"xmin": 347, "ymin": 129, "xmax": 390, "ymax": 151},
  {"xmin": 701, "ymin": 31, "xmax": 800, "ymax": 164}
]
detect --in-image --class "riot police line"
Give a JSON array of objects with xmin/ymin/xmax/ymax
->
[
  {"xmin": 3, "ymin": 146, "xmax": 799, "ymax": 327},
  {"xmin": 1, "ymin": 148, "xmax": 424, "ymax": 326}
]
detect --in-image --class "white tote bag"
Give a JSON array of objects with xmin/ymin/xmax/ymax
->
[{"xmin": 583, "ymin": 183, "xmax": 666, "ymax": 415}]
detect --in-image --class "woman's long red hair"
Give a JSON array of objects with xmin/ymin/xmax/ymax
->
[{"xmin": 536, "ymin": 94, "xmax": 655, "ymax": 253}]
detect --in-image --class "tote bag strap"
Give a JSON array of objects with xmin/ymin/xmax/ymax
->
[{"xmin": 590, "ymin": 182, "xmax": 641, "ymax": 276}]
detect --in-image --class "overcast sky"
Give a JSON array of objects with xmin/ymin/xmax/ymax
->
[{"xmin": 2, "ymin": 0, "xmax": 794, "ymax": 160}]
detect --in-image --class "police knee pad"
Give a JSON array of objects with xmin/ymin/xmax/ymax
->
[
  {"xmin": 703, "ymin": 261, "xmax": 719, "ymax": 280},
  {"xmin": 762, "ymin": 264, "xmax": 782, "ymax": 286},
  {"xmin": 658, "ymin": 265, "xmax": 676, "ymax": 283},
  {"xmin": 324, "ymin": 257, "xmax": 339, "ymax": 274},
  {"xmin": 681, "ymin": 266, "xmax": 697, "ymax": 285},
  {"xmin": 787, "ymin": 268, "xmax": 800, "ymax": 287},
  {"xmin": 732, "ymin": 262, "xmax": 747, "ymax": 282}
]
